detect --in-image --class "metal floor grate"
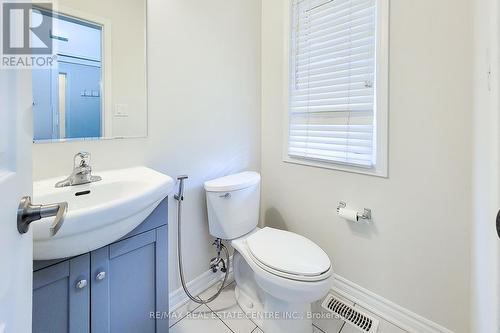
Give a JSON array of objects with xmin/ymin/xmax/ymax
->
[{"xmin": 321, "ymin": 294, "xmax": 379, "ymax": 333}]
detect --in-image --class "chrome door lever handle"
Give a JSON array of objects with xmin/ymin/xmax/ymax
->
[{"xmin": 17, "ymin": 196, "xmax": 68, "ymax": 236}]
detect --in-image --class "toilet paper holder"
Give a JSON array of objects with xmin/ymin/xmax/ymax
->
[{"xmin": 337, "ymin": 202, "xmax": 372, "ymax": 221}]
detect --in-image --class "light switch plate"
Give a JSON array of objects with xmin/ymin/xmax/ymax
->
[{"xmin": 114, "ymin": 104, "xmax": 129, "ymax": 117}]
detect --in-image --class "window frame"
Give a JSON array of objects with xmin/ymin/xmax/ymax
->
[{"xmin": 282, "ymin": 0, "xmax": 389, "ymax": 177}]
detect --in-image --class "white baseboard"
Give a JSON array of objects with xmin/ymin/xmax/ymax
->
[
  {"xmin": 169, "ymin": 267, "xmax": 453, "ymax": 333},
  {"xmin": 331, "ymin": 274, "xmax": 454, "ymax": 333},
  {"xmin": 169, "ymin": 264, "xmax": 234, "ymax": 312}
]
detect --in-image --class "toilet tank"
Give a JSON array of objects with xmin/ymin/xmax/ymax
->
[{"xmin": 204, "ymin": 172, "xmax": 261, "ymax": 240}]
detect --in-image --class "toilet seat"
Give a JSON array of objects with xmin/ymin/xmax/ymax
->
[{"xmin": 245, "ymin": 228, "xmax": 332, "ymax": 282}]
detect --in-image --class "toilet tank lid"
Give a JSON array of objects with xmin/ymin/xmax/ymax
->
[{"xmin": 204, "ymin": 171, "xmax": 261, "ymax": 192}]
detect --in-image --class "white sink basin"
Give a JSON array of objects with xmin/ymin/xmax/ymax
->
[{"xmin": 32, "ymin": 167, "xmax": 174, "ymax": 260}]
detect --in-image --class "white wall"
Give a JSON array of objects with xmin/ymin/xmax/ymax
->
[
  {"xmin": 33, "ymin": 0, "xmax": 261, "ymax": 294},
  {"xmin": 261, "ymin": 1, "xmax": 472, "ymax": 332}
]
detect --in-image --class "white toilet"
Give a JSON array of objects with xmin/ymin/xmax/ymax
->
[{"xmin": 204, "ymin": 171, "xmax": 333, "ymax": 333}]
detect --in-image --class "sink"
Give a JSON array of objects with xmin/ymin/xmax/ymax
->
[{"xmin": 32, "ymin": 167, "xmax": 174, "ymax": 260}]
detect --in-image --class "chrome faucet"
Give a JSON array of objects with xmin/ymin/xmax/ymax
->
[{"xmin": 55, "ymin": 152, "xmax": 102, "ymax": 188}]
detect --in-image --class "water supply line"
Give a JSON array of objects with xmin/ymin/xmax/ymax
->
[{"xmin": 175, "ymin": 175, "xmax": 230, "ymax": 304}]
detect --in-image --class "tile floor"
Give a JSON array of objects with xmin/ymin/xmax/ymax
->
[{"xmin": 169, "ymin": 282, "xmax": 409, "ymax": 333}]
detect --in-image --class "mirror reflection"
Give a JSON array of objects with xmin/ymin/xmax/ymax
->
[{"xmin": 32, "ymin": 0, "xmax": 147, "ymax": 142}]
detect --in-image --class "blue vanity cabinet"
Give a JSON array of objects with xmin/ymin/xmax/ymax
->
[
  {"xmin": 91, "ymin": 226, "xmax": 168, "ymax": 333},
  {"xmin": 33, "ymin": 199, "xmax": 169, "ymax": 333},
  {"xmin": 33, "ymin": 254, "xmax": 90, "ymax": 333}
]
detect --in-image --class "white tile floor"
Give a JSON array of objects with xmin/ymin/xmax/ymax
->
[{"xmin": 169, "ymin": 282, "xmax": 409, "ymax": 333}]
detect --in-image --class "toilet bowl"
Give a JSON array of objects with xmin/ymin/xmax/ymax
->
[
  {"xmin": 232, "ymin": 228, "xmax": 333, "ymax": 332},
  {"xmin": 204, "ymin": 172, "xmax": 333, "ymax": 333}
]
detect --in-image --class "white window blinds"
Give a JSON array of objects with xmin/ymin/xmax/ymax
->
[{"xmin": 289, "ymin": 0, "xmax": 377, "ymax": 168}]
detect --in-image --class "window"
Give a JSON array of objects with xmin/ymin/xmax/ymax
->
[{"xmin": 286, "ymin": 0, "xmax": 388, "ymax": 176}]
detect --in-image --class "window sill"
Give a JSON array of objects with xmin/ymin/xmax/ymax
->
[{"xmin": 282, "ymin": 156, "xmax": 388, "ymax": 178}]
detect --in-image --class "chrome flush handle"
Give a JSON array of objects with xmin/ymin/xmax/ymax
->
[{"xmin": 17, "ymin": 196, "xmax": 68, "ymax": 236}]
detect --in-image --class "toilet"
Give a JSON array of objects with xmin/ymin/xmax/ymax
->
[{"xmin": 204, "ymin": 171, "xmax": 333, "ymax": 333}]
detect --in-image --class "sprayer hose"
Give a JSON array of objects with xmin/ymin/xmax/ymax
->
[{"xmin": 176, "ymin": 195, "xmax": 230, "ymax": 304}]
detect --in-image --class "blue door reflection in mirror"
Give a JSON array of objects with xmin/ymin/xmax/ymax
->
[
  {"xmin": 32, "ymin": 10, "xmax": 102, "ymax": 141},
  {"xmin": 58, "ymin": 61, "xmax": 102, "ymax": 139}
]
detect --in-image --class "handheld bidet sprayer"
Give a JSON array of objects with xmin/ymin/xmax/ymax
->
[
  {"xmin": 174, "ymin": 175, "xmax": 188, "ymax": 201},
  {"xmin": 174, "ymin": 174, "xmax": 230, "ymax": 304}
]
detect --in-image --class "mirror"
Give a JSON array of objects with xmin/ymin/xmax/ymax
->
[{"xmin": 32, "ymin": 0, "xmax": 147, "ymax": 142}]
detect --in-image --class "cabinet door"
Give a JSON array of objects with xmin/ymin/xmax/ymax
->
[
  {"xmin": 33, "ymin": 254, "xmax": 90, "ymax": 333},
  {"xmin": 91, "ymin": 227, "xmax": 168, "ymax": 333}
]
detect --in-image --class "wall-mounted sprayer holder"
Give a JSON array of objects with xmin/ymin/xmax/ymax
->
[{"xmin": 337, "ymin": 201, "xmax": 372, "ymax": 223}]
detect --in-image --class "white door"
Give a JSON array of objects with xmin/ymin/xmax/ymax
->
[
  {"xmin": 0, "ymin": 69, "xmax": 34, "ymax": 332},
  {"xmin": 473, "ymin": 1, "xmax": 500, "ymax": 331}
]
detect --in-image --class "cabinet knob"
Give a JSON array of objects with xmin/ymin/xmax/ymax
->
[
  {"xmin": 96, "ymin": 271, "xmax": 106, "ymax": 281},
  {"xmin": 76, "ymin": 279, "xmax": 88, "ymax": 289}
]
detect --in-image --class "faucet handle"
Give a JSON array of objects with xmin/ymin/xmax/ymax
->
[{"xmin": 74, "ymin": 151, "xmax": 91, "ymax": 168}]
